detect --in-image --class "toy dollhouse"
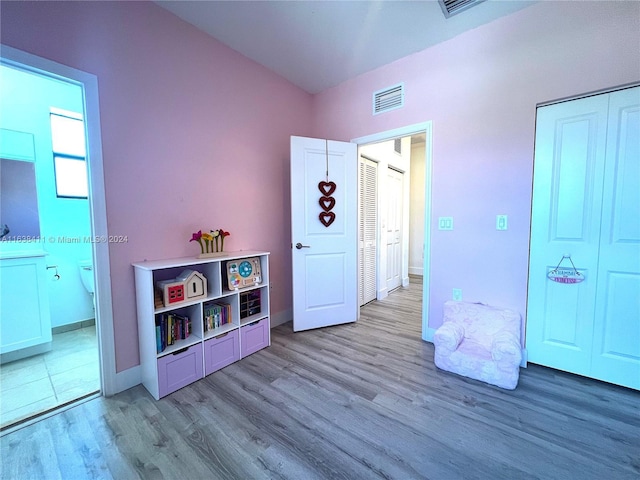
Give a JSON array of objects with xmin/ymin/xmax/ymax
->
[{"xmin": 156, "ymin": 269, "xmax": 207, "ymax": 307}]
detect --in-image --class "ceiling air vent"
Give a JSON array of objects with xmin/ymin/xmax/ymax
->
[
  {"xmin": 373, "ymin": 83, "xmax": 404, "ymax": 115},
  {"xmin": 439, "ymin": 0, "xmax": 486, "ymax": 18}
]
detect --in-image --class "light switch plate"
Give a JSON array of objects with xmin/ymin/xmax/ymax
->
[
  {"xmin": 453, "ymin": 288, "xmax": 462, "ymax": 301},
  {"xmin": 438, "ymin": 217, "xmax": 454, "ymax": 230},
  {"xmin": 496, "ymin": 215, "xmax": 508, "ymax": 230}
]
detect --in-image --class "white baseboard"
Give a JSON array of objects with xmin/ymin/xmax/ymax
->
[
  {"xmin": 409, "ymin": 266, "xmax": 424, "ymax": 276},
  {"xmin": 112, "ymin": 365, "xmax": 141, "ymax": 395},
  {"xmin": 270, "ymin": 308, "xmax": 292, "ymax": 328},
  {"xmin": 423, "ymin": 327, "xmax": 435, "ymax": 343}
]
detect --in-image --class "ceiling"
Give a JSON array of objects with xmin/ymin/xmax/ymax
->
[{"xmin": 155, "ymin": 0, "xmax": 537, "ymax": 94}]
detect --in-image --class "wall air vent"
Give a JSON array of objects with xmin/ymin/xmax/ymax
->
[
  {"xmin": 373, "ymin": 83, "xmax": 404, "ymax": 115},
  {"xmin": 439, "ymin": 0, "xmax": 486, "ymax": 18}
]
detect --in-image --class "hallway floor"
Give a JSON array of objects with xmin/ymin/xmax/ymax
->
[{"xmin": 0, "ymin": 324, "xmax": 100, "ymax": 430}]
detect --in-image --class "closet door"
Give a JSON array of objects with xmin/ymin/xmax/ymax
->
[
  {"xmin": 358, "ymin": 156, "xmax": 377, "ymax": 305},
  {"xmin": 527, "ymin": 86, "xmax": 640, "ymax": 390},
  {"xmin": 385, "ymin": 167, "xmax": 403, "ymax": 293},
  {"xmin": 526, "ymin": 94, "xmax": 609, "ymax": 376},
  {"xmin": 590, "ymin": 87, "xmax": 640, "ymax": 388}
]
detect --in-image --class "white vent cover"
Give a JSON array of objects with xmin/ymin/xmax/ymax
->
[
  {"xmin": 373, "ymin": 83, "xmax": 404, "ymax": 115},
  {"xmin": 439, "ymin": 0, "xmax": 486, "ymax": 18}
]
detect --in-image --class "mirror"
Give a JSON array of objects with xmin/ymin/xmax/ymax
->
[{"xmin": 0, "ymin": 158, "xmax": 40, "ymax": 240}]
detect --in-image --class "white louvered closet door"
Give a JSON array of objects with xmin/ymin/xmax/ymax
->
[{"xmin": 359, "ymin": 156, "xmax": 378, "ymax": 306}]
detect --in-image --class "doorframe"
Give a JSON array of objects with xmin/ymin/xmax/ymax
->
[
  {"xmin": 1, "ymin": 45, "xmax": 117, "ymax": 395},
  {"xmin": 352, "ymin": 121, "xmax": 433, "ymax": 342}
]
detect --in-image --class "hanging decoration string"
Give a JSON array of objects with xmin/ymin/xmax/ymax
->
[
  {"xmin": 325, "ymin": 139, "xmax": 329, "ymax": 181},
  {"xmin": 318, "ymin": 139, "xmax": 337, "ymax": 227}
]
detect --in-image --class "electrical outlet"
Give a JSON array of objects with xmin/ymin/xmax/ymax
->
[
  {"xmin": 453, "ymin": 288, "xmax": 462, "ymax": 301},
  {"xmin": 496, "ymin": 214, "xmax": 508, "ymax": 230}
]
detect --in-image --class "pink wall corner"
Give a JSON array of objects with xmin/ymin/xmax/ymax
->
[
  {"xmin": 311, "ymin": 1, "xmax": 640, "ymax": 338},
  {"xmin": 1, "ymin": 1, "xmax": 313, "ymax": 371}
]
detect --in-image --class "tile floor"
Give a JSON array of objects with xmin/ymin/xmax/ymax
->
[{"xmin": 0, "ymin": 324, "xmax": 100, "ymax": 430}]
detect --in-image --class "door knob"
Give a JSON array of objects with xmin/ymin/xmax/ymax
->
[{"xmin": 295, "ymin": 242, "xmax": 310, "ymax": 249}]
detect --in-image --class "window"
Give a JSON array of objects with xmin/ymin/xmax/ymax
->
[{"xmin": 50, "ymin": 110, "xmax": 88, "ymax": 198}]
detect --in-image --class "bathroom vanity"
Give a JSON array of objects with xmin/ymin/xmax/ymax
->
[{"xmin": 0, "ymin": 249, "xmax": 52, "ymax": 362}]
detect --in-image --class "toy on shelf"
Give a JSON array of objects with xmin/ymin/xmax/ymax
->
[
  {"xmin": 225, "ymin": 257, "xmax": 262, "ymax": 290},
  {"xmin": 190, "ymin": 228, "xmax": 231, "ymax": 258},
  {"xmin": 156, "ymin": 269, "xmax": 207, "ymax": 307}
]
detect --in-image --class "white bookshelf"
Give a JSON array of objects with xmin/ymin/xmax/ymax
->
[{"xmin": 133, "ymin": 251, "xmax": 270, "ymax": 399}]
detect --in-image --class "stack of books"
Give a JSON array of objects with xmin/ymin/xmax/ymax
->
[
  {"xmin": 155, "ymin": 313, "xmax": 191, "ymax": 353},
  {"xmin": 204, "ymin": 302, "xmax": 232, "ymax": 332}
]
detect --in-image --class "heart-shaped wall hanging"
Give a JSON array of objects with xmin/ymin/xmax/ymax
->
[
  {"xmin": 318, "ymin": 179, "xmax": 336, "ymax": 228},
  {"xmin": 318, "ymin": 181, "xmax": 336, "ymax": 196},
  {"xmin": 319, "ymin": 211, "xmax": 335, "ymax": 227},
  {"xmin": 318, "ymin": 196, "xmax": 336, "ymax": 212}
]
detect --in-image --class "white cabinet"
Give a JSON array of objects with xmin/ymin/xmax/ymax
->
[
  {"xmin": 0, "ymin": 251, "xmax": 52, "ymax": 361},
  {"xmin": 133, "ymin": 251, "xmax": 270, "ymax": 400}
]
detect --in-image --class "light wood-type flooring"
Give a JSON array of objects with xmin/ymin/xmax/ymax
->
[{"xmin": 1, "ymin": 279, "xmax": 639, "ymax": 479}]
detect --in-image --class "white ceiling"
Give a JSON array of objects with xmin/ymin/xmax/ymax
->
[{"xmin": 155, "ymin": 0, "xmax": 537, "ymax": 94}]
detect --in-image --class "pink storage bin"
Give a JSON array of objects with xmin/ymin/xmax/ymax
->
[
  {"xmin": 204, "ymin": 329, "xmax": 240, "ymax": 375},
  {"xmin": 241, "ymin": 318, "xmax": 269, "ymax": 358},
  {"xmin": 157, "ymin": 344, "xmax": 203, "ymax": 397}
]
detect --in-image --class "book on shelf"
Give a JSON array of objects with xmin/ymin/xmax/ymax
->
[
  {"xmin": 203, "ymin": 302, "xmax": 232, "ymax": 333},
  {"xmin": 156, "ymin": 325, "xmax": 162, "ymax": 353},
  {"xmin": 155, "ymin": 313, "xmax": 191, "ymax": 354}
]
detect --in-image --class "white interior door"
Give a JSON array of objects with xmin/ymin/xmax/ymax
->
[
  {"xmin": 527, "ymin": 94, "xmax": 608, "ymax": 375},
  {"xmin": 386, "ymin": 167, "xmax": 403, "ymax": 292},
  {"xmin": 590, "ymin": 87, "xmax": 640, "ymax": 388},
  {"xmin": 527, "ymin": 86, "xmax": 640, "ymax": 390},
  {"xmin": 359, "ymin": 156, "xmax": 377, "ymax": 306},
  {"xmin": 291, "ymin": 136, "xmax": 358, "ymax": 332}
]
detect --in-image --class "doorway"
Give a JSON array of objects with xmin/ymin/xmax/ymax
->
[
  {"xmin": 357, "ymin": 132, "xmax": 428, "ymax": 301},
  {"xmin": 0, "ymin": 46, "xmax": 116, "ymax": 431},
  {"xmin": 289, "ymin": 124, "xmax": 432, "ymax": 337},
  {"xmin": 353, "ymin": 122, "xmax": 433, "ymax": 341}
]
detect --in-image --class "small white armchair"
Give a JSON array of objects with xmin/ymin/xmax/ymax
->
[{"xmin": 433, "ymin": 301, "xmax": 522, "ymax": 390}]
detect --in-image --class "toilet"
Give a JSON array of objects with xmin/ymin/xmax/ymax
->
[{"xmin": 78, "ymin": 259, "xmax": 95, "ymax": 308}]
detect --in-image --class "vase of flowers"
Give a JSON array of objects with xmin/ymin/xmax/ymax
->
[{"xmin": 191, "ymin": 228, "xmax": 231, "ymax": 258}]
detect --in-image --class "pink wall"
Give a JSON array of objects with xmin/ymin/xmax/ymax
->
[
  {"xmin": 311, "ymin": 1, "xmax": 640, "ymax": 336},
  {"xmin": 1, "ymin": 1, "xmax": 313, "ymax": 371},
  {"xmin": 2, "ymin": 1, "xmax": 638, "ymax": 374}
]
